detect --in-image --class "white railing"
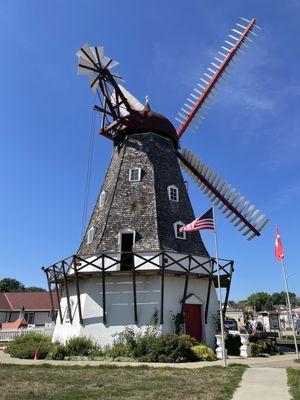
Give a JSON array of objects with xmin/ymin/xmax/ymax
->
[{"xmin": 0, "ymin": 327, "xmax": 54, "ymax": 342}]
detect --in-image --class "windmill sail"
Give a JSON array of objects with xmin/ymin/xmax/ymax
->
[
  {"xmin": 175, "ymin": 17, "xmax": 261, "ymax": 139},
  {"xmin": 178, "ymin": 148, "xmax": 269, "ymax": 240},
  {"xmin": 111, "ymin": 85, "xmax": 144, "ymax": 116}
]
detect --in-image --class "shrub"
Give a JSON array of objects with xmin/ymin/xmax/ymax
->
[
  {"xmin": 249, "ymin": 340, "xmax": 278, "ymax": 356},
  {"xmin": 225, "ymin": 334, "xmax": 242, "ymax": 356},
  {"xmin": 5, "ymin": 333, "xmax": 52, "ymax": 359},
  {"xmin": 191, "ymin": 345, "xmax": 217, "ymax": 361},
  {"xmin": 113, "ymin": 328, "xmax": 199, "ymax": 363},
  {"xmin": 46, "ymin": 343, "xmax": 67, "ymax": 360},
  {"xmin": 64, "ymin": 337, "xmax": 102, "ymax": 357},
  {"xmin": 106, "ymin": 343, "xmax": 130, "ymax": 359}
]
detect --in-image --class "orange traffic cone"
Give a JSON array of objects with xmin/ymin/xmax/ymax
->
[{"xmin": 34, "ymin": 349, "xmax": 39, "ymax": 360}]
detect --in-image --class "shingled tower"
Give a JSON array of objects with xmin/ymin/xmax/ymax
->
[{"xmin": 78, "ymin": 105, "xmax": 208, "ymax": 259}]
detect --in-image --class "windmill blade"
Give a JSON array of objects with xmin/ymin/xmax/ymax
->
[
  {"xmin": 111, "ymin": 85, "xmax": 144, "ymax": 116},
  {"xmin": 176, "ymin": 17, "xmax": 261, "ymax": 139},
  {"xmin": 177, "ymin": 148, "xmax": 269, "ymax": 240}
]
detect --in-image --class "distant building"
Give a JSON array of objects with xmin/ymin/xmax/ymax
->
[
  {"xmin": 257, "ymin": 310, "xmax": 280, "ymax": 332},
  {"xmin": 225, "ymin": 308, "xmax": 245, "ymax": 329},
  {"xmin": 0, "ymin": 292, "xmax": 58, "ymax": 328}
]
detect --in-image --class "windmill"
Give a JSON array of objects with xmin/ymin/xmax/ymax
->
[
  {"xmin": 76, "ymin": 17, "xmax": 268, "ymax": 241},
  {"xmin": 44, "ymin": 17, "xmax": 268, "ymax": 347}
]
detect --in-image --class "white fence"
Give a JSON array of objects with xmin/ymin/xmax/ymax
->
[{"xmin": 0, "ymin": 327, "xmax": 54, "ymax": 342}]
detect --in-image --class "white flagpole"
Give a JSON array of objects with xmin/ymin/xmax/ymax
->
[
  {"xmin": 281, "ymin": 259, "xmax": 299, "ymax": 359},
  {"xmin": 212, "ymin": 206, "xmax": 227, "ymax": 366}
]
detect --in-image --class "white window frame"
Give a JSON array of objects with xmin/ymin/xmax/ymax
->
[
  {"xmin": 173, "ymin": 221, "xmax": 186, "ymax": 240},
  {"xmin": 129, "ymin": 167, "xmax": 141, "ymax": 182},
  {"xmin": 87, "ymin": 226, "xmax": 95, "ymax": 244},
  {"xmin": 167, "ymin": 185, "xmax": 179, "ymax": 202},
  {"xmin": 99, "ymin": 191, "xmax": 107, "ymax": 208}
]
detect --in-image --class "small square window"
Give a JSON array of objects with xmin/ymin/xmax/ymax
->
[
  {"xmin": 168, "ymin": 185, "xmax": 179, "ymax": 202},
  {"xmin": 129, "ymin": 168, "xmax": 141, "ymax": 182},
  {"xmin": 87, "ymin": 227, "xmax": 95, "ymax": 244},
  {"xmin": 174, "ymin": 222, "xmax": 186, "ymax": 240},
  {"xmin": 99, "ymin": 191, "xmax": 107, "ymax": 208}
]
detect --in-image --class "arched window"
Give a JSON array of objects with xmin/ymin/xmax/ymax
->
[
  {"xmin": 99, "ymin": 191, "xmax": 107, "ymax": 208},
  {"xmin": 129, "ymin": 167, "xmax": 141, "ymax": 182},
  {"xmin": 173, "ymin": 221, "xmax": 186, "ymax": 240},
  {"xmin": 168, "ymin": 185, "xmax": 179, "ymax": 202},
  {"xmin": 87, "ymin": 226, "xmax": 95, "ymax": 244}
]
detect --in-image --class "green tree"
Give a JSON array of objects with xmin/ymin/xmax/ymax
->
[
  {"xmin": 272, "ymin": 291, "xmax": 297, "ymax": 307},
  {"xmin": 246, "ymin": 292, "xmax": 272, "ymax": 312},
  {"xmin": 0, "ymin": 278, "xmax": 25, "ymax": 292},
  {"xmin": 24, "ymin": 286, "xmax": 46, "ymax": 292}
]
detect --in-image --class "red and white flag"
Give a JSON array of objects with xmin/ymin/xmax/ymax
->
[
  {"xmin": 180, "ymin": 208, "xmax": 215, "ymax": 233},
  {"xmin": 275, "ymin": 227, "xmax": 285, "ymax": 261}
]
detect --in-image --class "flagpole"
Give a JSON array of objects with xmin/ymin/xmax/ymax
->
[
  {"xmin": 281, "ymin": 258, "xmax": 299, "ymax": 359},
  {"xmin": 212, "ymin": 206, "xmax": 227, "ymax": 366}
]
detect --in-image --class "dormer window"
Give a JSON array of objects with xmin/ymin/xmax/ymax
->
[
  {"xmin": 99, "ymin": 191, "xmax": 107, "ymax": 208},
  {"xmin": 87, "ymin": 226, "xmax": 95, "ymax": 244},
  {"xmin": 129, "ymin": 167, "xmax": 141, "ymax": 182},
  {"xmin": 173, "ymin": 221, "xmax": 186, "ymax": 240},
  {"xmin": 168, "ymin": 185, "xmax": 179, "ymax": 202}
]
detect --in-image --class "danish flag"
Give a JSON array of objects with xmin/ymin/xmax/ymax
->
[{"xmin": 275, "ymin": 227, "xmax": 284, "ymax": 261}]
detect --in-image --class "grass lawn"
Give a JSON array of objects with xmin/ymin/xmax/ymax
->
[
  {"xmin": 287, "ymin": 368, "xmax": 300, "ymax": 400},
  {"xmin": 0, "ymin": 363, "xmax": 246, "ymax": 400}
]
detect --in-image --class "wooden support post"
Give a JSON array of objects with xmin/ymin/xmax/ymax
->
[
  {"xmin": 181, "ymin": 256, "xmax": 191, "ymax": 316},
  {"xmin": 52, "ymin": 266, "xmax": 63, "ymax": 324},
  {"xmin": 132, "ymin": 259, "xmax": 138, "ymax": 324},
  {"xmin": 62, "ymin": 261, "xmax": 72, "ymax": 324},
  {"xmin": 102, "ymin": 255, "xmax": 107, "ymax": 325},
  {"xmin": 44, "ymin": 268, "xmax": 55, "ymax": 322},
  {"xmin": 223, "ymin": 261, "xmax": 234, "ymax": 315},
  {"xmin": 160, "ymin": 255, "xmax": 165, "ymax": 324},
  {"xmin": 205, "ymin": 259, "xmax": 214, "ymax": 324},
  {"xmin": 73, "ymin": 257, "xmax": 83, "ymax": 325}
]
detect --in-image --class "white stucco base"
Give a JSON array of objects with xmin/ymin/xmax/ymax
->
[{"xmin": 52, "ymin": 272, "xmax": 219, "ymax": 348}]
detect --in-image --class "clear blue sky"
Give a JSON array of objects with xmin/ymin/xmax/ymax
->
[{"xmin": 0, "ymin": 0, "xmax": 299, "ymax": 300}]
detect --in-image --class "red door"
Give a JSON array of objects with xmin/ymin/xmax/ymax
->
[{"xmin": 184, "ymin": 304, "xmax": 202, "ymax": 342}]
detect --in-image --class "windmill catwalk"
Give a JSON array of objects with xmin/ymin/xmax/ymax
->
[{"xmin": 43, "ymin": 17, "xmax": 268, "ymax": 346}]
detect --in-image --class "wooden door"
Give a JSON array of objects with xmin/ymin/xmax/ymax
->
[{"xmin": 184, "ymin": 304, "xmax": 202, "ymax": 342}]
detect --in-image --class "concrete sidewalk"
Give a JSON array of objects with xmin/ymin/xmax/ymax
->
[{"xmin": 232, "ymin": 368, "xmax": 291, "ymax": 400}]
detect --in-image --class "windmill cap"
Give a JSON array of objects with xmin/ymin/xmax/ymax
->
[{"xmin": 117, "ymin": 105, "xmax": 178, "ymax": 148}]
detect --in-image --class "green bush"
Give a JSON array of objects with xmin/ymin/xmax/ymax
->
[
  {"xmin": 106, "ymin": 343, "xmax": 130, "ymax": 359},
  {"xmin": 5, "ymin": 333, "xmax": 52, "ymax": 359},
  {"xmin": 46, "ymin": 343, "xmax": 67, "ymax": 360},
  {"xmin": 225, "ymin": 334, "xmax": 242, "ymax": 356},
  {"xmin": 191, "ymin": 345, "xmax": 217, "ymax": 361},
  {"xmin": 249, "ymin": 340, "xmax": 278, "ymax": 356},
  {"xmin": 113, "ymin": 328, "xmax": 199, "ymax": 363},
  {"xmin": 64, "ymin": 336, "xmax": 101, "ymax": 357}
]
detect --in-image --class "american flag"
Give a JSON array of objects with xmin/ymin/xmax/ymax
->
[{"xmin": 180, "ymin": 208, "xmax": 215, "ymax": 232}]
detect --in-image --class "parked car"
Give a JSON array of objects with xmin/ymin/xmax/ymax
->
[{"xmin": 224, "ymin": 319, "xmax": 238, "ymax": 332}]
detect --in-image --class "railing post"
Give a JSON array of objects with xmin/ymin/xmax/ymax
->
[
  {"xmin": 160, "ymin": 254, "xmax": 165, "ymax": 324},
  {"xmin": 101, "ymin": 255, "xmax": 107, "ymax": 325},
  {"xmin": 62, "ymin": 261, "xmax": 73, "ymax": 324},
  {"xmin": 73, "ymin": 256, "xmax": 83, "ymax": 325},
  {"xmin": 181, "ymin": 255, "xmax": 191, "ymax": 316},
  {"xmin": 132, "ymin": 253, "xmax": 138, "ymax": 324},
  {"xmin": 43, "ymin": 267, "xmax": 55, "ymax": 322},
  {"xmin": 205, "ymin": 258, "xmax": 214, "ymax": 324},
  {"xmin": 52, "ymin": 265, "xmax": 63, "ymax": 324}
]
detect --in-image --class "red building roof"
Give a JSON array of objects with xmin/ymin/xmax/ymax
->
[
  {"xmin": 0, "ymin": 292, "xmax": 58, "ymax": 311},
  {"xmin": 2, "ymin": 317, "xmax": 28, "ymax": 331}
]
